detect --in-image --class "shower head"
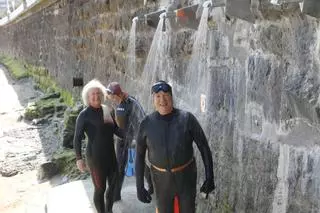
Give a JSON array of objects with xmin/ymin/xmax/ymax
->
[
  {"xmin": 203, "ymin": 0, "xmax": 212, "ymax": 8},
  {"xmin": 132, "ymin": 16, "xmax": 139, "ymax": 23},
  {"xmin": 159, "ymin": 12, "xmax": 167, "ymax": 19}
]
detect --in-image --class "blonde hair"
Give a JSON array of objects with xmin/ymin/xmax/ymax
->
[{"xmin": 81, "ymin": 79, "xmax": 106, "ymax": 106}]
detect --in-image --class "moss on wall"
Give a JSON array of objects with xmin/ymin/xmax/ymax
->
[
  {"xmin": 26, "ymin": 64, "xmax": 74, "ymax": 106},
  {"xmin": 0, "ymin": 55, "xmax": 74, "ymax": 106},
  {"xmin": 218, "ymin": 196, "xmax": 233, "ymax": 213},
  {"xmin": 0, "ymin": 55, "xmax": 29, "ymax": 79}
]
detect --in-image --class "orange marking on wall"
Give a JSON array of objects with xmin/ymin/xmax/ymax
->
[{"xmin": 176, "ymin": 9, "xmax": 186, "ymax": 18}]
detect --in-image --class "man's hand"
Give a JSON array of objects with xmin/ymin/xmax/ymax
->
[
  {"xmin": 137, "ymin": 187, "xmax": 152, "ymax": 203},
  {"xmin": 76, "ymin": 159, "xmax": 87, "ymax": 172},
  {"xmin": 200, "ymin": 179, "xmax": 215, "ymax": 194}
]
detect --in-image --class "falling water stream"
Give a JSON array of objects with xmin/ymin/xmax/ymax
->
[
  {"xmin": 141, "ymin": 12, "xmax": 173, "ymax": 111},
  {"xmin": 185, "ymin": 5, "xmax": 209, "ymax": 87},
  {"xmin": 184, "ymin": 4, "xmax": 210, "ymax": 113},
  {"xmin": 141, "ymin": 14, "xmax": 165, "ymax": 85},
  {"xmin": 272, "ymin": 144, "xmax": 290, "ymax": 213},
  {"xmin": 127, "ymin": 17, "xmax": 138, "ymax": 79}
]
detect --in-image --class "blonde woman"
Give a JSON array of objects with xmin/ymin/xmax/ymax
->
[{"xmin": 73, "ymin": 79, "xmax": 122, "ymax": 213}]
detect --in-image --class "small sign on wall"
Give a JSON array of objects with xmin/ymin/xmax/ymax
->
[{"xmin": 200, "ymin": 94, "xmax": 206, "ymax": 113}]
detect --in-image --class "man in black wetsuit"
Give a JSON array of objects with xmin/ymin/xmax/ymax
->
[
  {"xmin": 105, "ymin": 82, "xmax": 153, "ymax": 202},
  {"xmin": 135, "ymin": 80, "xmax": 215, "ymax": 213},
  {"xmin": 73, "ymin": 79, "xmax": 122, "ymax": 213}
]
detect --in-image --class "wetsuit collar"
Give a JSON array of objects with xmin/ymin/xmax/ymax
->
[
  {"xmin": 88, "ymin": 105, "xmax": 102, "ymax": 111},
  {"xmin": 120, "ymin": 92, "xmax": 129, "ymax": 103},
  {"xmin": 156, "ymin": 108, "xmax": 177, "ymax": 121},
  {"xmin": 118, "ymin": 93, "xmax": 130, "ymax": 106}
]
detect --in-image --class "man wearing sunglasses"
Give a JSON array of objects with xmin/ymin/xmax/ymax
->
[
  {"xmin": 105, "ymin": 82, "xmax": 153, "ymax": 202},
  {"xmin": 135, "ymin": 80, "xmax": 215, "ymax": 213}
]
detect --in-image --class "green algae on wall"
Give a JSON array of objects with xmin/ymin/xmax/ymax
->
[
  {"xmin": 0, "ymin": 55, "xmax": 74, "ymax": 106},
  {"xmin": 26, "ymin": 64, "xmax": 74, "ymax": 107},
  {"xmin": 0, "ymin": 55, "xmax": 29, "ymax": 79}
]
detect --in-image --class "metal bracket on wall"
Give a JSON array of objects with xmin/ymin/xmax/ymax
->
[
  {"xmin": 302, "ymin": 0, "xmax": 320, "ymax": 18},
  {"xmin": 226, "ymin": 0, "xmax": 255, "ymax": 23}
]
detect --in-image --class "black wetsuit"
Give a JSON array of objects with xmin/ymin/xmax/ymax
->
[
  {"xmin": 136, "ymin": 109, "xmax": 214, "ymax": 213},
  {"xmin": 73, "ymin": 106, "xmax": 122, "ymax": 213},
  {"xmin": 113, "ymin": 95, "xmax": 153, "ymax": 200}
]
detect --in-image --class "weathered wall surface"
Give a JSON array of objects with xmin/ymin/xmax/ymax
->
[
  {"xmin": 0, "ymin": 0, "xmax": 154, "ymax": 93},
  {"xmin": 1, "ymin": 0, "xmax": 320, "ymax": 212}
]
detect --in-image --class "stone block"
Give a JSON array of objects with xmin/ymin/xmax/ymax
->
[
  {"xmin": 37, "ymin": 162, "xmax": 59, "ymax": 183},
  {"xmin": 226, "ymin": 0, "xmax": 255, "ymax": 22},
  {"xmin": 303, "ymin": 0, "xmax": 320, "ymax": 18}
]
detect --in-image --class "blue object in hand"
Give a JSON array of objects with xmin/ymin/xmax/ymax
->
[{"xmin": 126, "ymin": 148, "xmax": 136, "ymax": 177}]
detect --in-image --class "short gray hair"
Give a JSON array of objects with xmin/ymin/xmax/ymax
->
[{"xmin": 81, "ymin": 79, "xmax": 106, "ymax": 106}]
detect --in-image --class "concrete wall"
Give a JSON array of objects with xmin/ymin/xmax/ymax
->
[{"xmin": 1, "ymin": 0, "xmax": 320, "ymax": 212}]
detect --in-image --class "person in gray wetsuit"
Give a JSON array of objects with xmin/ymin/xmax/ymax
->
[{"xmin": 105, "ymin": 82, "xmax": 153, "ymax": 202}]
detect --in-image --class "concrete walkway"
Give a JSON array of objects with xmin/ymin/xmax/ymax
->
[{"xmin": 45, "ymin": 176, "xmax": 156, "ymax": 213}]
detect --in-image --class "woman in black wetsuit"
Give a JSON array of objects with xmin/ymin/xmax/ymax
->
[{"xmin": 73, "ymin": 79, "xmax": 122, "ymax": 213}]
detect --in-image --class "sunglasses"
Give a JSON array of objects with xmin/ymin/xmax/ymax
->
[{"xmin": 151, "ymin": 82, "xmax": 172, "ymax": 94}]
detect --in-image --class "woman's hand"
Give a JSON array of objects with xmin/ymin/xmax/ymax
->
[{"xmin": 76, "ymin": 159, "xmax": 87, "ymax": 172}]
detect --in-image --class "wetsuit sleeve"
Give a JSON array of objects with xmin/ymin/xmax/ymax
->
[
  {"xmin": 189, "ymin": 113, "xmax": 214, "ymax": 180},
  {"xmin": 135, "ymin": 119, "xmax": 147, "ymax": 190},
  {"xmin": 73, "ymin": 111, "xmax": 86, "ymax": 160},
  {"xmin": 113, "ymin": 122, "xmax": 124, "ymax": 139},
  {"xmin": 132, "ymin": 102, "xmax": 146, "ymax": 140}
]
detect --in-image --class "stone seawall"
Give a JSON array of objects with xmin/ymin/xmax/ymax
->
[{"xmin": 1, "ymin": 0, "xmax": 320, "ymax": 212}]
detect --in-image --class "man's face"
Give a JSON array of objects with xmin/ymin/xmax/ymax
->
[
  {"xmin": 106, "ymin": 93, "xmax": 122, "ymax": 105},
  {"xmin": 153, "ymin": 91, "xmax": 173, "ymax": 115},
  {"xmin": 88, "ymin": 88, "xmax": 102, "ymax": 108}
]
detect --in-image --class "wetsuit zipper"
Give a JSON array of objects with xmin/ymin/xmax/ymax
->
[{"xmin": 165, "ymin": 121, "xmax": 171, "ymax": 172}]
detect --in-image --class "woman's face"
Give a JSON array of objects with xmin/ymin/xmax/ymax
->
[
  {"xmin": 88, "ymin": 88, "xmax": 102, "ymax": 108},
  {"xmin": 153, "ymin": 91, "xmax": 173, "ymax": 115}
]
